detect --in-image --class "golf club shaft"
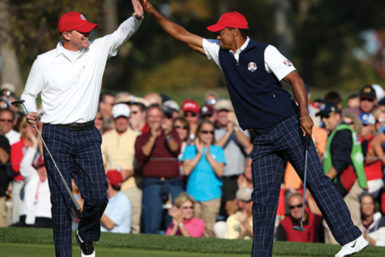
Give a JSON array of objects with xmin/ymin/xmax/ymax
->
[
  {"xmin": 301, "ymin": 135, "xmax": 310, "ymax": 224},
  {"xmin": 13, "ymin": 100, "xmax": 81, "ymax": 211}
]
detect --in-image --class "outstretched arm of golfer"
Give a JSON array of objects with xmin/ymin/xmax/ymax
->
[
  {"xmin": 139, "ymin": 0, "xmax": 205, "ymax": 55},
  {"xmin": 283, "ymin": 71, "xmax": 313, "ymax": 136}
]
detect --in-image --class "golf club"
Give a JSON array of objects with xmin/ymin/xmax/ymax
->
[
  {"xmin": 292, "ymin": 134, "xmax": 310, "ymax": 232},
  {"xmin": 12, "ymin": 99, "xmax": 81, "ymax": 212}
]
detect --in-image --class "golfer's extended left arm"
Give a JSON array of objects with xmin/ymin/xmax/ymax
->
[
  {"xmin": 139, "ymin": 0, "xmax": 205, "ymax": 55},
  {"xmin": 283, "ymin": 71, "xmax": 313, "ymax": 135}
]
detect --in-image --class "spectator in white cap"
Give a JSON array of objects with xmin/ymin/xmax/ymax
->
[
  {"xmin": 372, "ymin": 84, "xmax": 384, "ymax": 103},
  {"xmin": 214, "ymin": 187, "xmax": 253, "ymax": 239},
  {"xmin": 101, "ymin": 103, "xmax": 142, "ymax": 234},
  {"xmin": 359, "ymin": 112, "xmax": 384, "ymax": 198}
]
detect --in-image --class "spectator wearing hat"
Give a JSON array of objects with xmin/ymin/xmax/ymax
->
[
  {"xmin": 101, "ymin": 170, "xmax": 132, "ymax": 233},
  {"xmin": 275, "ymin": 192, "xmax": 322, "ymax": 242},
  {"xmin": 317, "ymin": 103, "xmax": 367, "ymax": 244},
  {"xmin": 214, "ymin": 99, "xmax": 252, "ymax": 220},
  {"xmin": 345, "ymin": 85, "xmax": 377, "ymax": 116},
  {"xmin": 135, "ymin": 104, "xmax": 183, "ymax": 234},
  {"xmin": 199, "ymin": 104, "xmax": 216, "ymax": 124},
  {"xmin": 19, "ymin": 2, "xmax": 143, "ymax": 256},
  {"xmin": 139, "ymin": 1, "xmax": 368, "ymax": 256},
  {"xmin": 182, "ymin": 99, "xmax": 200, "ymax": 141},
  {"xmin": 101, "ymin": 103, "xmax": 141, "ymax": 234},
  {"xmin": 163, "ymin": 100, "xmax": 180, "ymax": 119},
  {"xmin": 214, "ymin": 187, "xmax": 253, "ymax": 239},
  {"xmin": 15, "ymin": 130, "xmax": 52, "ymax": 228}
]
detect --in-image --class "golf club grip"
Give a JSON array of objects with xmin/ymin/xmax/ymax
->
[
  {"xmin": 11, "ymin": 99, "xmax": 25, "ymax": 106},
  {"xmin": 305, "ymin": 134, "xmax": 310, "ymax": 149}
]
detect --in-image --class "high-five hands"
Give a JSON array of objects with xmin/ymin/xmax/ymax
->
[{"xmin": 132, "ymin": 0, "xmax": 144, "ymax": 19}]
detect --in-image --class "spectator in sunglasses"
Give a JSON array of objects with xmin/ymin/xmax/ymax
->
[
  {"xmin": 275, "ymin": 191, "xmax": 322, "ymax": 242},
  {"xmin": 181, "ymin": 99, "xmax": 200, "ymax": 141},
  {"xmin": 165, "ymin": 192, "xmax": 205, "ymax": 237},
  {"xmin": 182, "ymin": 120, "xmax": 226, "ymax": 237}
]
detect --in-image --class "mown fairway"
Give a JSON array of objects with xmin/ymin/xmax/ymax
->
[{"xmin": 0, "ymin": 228, "xmax": 384, "ymax": 257}]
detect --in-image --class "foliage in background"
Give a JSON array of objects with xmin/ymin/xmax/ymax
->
[{"xmin": 6, "ymin": 0, "xmax": 385, "ymax": 95}]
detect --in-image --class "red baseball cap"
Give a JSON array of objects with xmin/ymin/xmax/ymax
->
[
  {"xmin": 207, "ymin": 11, "xmax": 248, "ymax": 32},
  {"xmin": 182, "ymin": 99, "xmax": 200, "ymax": 114},
  {"xmin": 57, "ymin": 12, "xmax": 98, "ymax": 33},
  {"xmin": 106, "ymin": 170, "xmax": 123, "ymax": 187}
]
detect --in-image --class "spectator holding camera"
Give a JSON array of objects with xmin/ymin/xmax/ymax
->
[{"xmin": 135, "ymin": 104, "xmax": 183, "ymax": 234}]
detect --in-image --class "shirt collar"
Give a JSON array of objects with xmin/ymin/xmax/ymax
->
[
  {"xmin": 55, "ymin": 42, "xmax": 86, "ymax": 61},
  {"xmin": 230, "ymin": 36, "xmax": 250, "ymax": 56}
]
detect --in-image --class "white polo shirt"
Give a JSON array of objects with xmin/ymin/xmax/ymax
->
[
  {"xmin": 21, "ymin": 16, "xmax": 142, "ymax": 124},
  {"xmin": 202, "ymin": 38, "xmax": 296, "ymax": 81}
]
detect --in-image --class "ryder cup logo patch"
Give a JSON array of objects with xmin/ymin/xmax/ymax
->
[
  {"xmin": 248, "ymin": 62, "xmax": 257, "ymax": 72},
  {"xmin": 283, "ymin": 59, "xmax": 292, "ymax": 67},
  {"xmin": 80, "ymin": 14, "xmax": 87, "ymax": 21}
]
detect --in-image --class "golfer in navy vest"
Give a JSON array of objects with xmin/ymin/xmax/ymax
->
[
  {"xmin": 139, "ymin": 1, "xmax": 368, "ymax": 256},
  {"xmin": 20, "ymin": 1, "xmax": 143, "ymax": 257}
]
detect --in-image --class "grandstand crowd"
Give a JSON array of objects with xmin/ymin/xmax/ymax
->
[{"xmin": 0, "ymin": 82, "xmax": 384, "ymax": 246}]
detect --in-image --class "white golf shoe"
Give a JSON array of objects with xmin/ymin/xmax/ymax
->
[{"xmin": 335, "ymin": 235, "xmax": 369, "ymax": 257}]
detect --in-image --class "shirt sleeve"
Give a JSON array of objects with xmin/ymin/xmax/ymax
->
[
  {"xmin": 213, "ymin": 146, "xmax": 226, "ymax": 164},
  {"xmin": 181, "ymin": 145, "xmax": 196, "ymax": 161},
  {"xmin": 100, "ymin": 16, "xmax": 143, "ymax": 58},
  {"xmin": 20, "ymin": 147, "xmax": 38, "ymax": 179},
  {"xmin": 21, "ymin": 58, "xmax": 44, "ymax": 113},
  {"xmin": 264, "ymin": 45, "xmax": 296, "ymax": 81},
  {"xmin": 202, "ymin": 38, "xmax": 222, "ymax": 70}
]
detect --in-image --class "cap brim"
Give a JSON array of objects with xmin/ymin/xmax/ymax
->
[
  {"xmin": 76, "ymin": 22, "xmax": 98, "ymax": 33},
  {"xmin": 207, "ymin": 24, "xmax": 226, "ymax": 32}
]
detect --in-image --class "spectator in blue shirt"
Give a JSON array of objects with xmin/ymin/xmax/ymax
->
[
  {"xmin": 182, "ymin": 120, "xmax": 226, "ymax": 237},
  {"xmin": 101, "ymin": 170, "xmax": 132, "ymax": 234}
]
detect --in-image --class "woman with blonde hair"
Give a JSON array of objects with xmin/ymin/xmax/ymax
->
[{"xmin": 165, "ymin": 192, "xmax": 205, "ymax": 237}]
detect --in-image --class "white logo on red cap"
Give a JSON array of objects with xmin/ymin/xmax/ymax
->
[
  {"xmin": 80, "ymin": 14, "xmax": 87, "ymax": 21},
  {"xmin": 248, "ymin": 62, "xmax": 257, "ymax": 72}
]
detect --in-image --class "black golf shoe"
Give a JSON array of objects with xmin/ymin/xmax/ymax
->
[{"xmin": 76, "ymin": 231, "xmax": 95, "ymax": 257}]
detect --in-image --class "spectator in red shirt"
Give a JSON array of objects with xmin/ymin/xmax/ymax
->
[
  {"xmin": 276, "ymin": 192, "xmax": 323, "ymax": 242},
  {"xmin": 135, "ymin": 104, "xmax": 183, "ymax": 234}
]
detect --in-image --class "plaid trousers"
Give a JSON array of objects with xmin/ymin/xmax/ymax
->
[
  {"xmin": 42, "ymin": 124, "xmax": 108, "ymax": 257},
  {"xmin": 250, "ymin": 114, "xmax": 361, "ymax": 257}
]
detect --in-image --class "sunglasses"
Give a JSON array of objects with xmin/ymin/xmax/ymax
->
[
  {"xmin": 201, "ymin": 130, "xmax": 214, "ymax": 135},
  {"xmin": 0, "ymin": 119, "xmax": 13, "ymax": 123},
  {"xmin": 175, "ymin": 125, "xmax": 188, "ymax": 130},
  {"xmin": 181, "ymin": 206, "xmax": 194, "ymax": 210},
  {"xmin": 184, "ymin": 112, "xmax": 197, "ymax": 117},
  {"xmin": 288, "ymin": 204, "xmax": 303, "ymax": 210}
]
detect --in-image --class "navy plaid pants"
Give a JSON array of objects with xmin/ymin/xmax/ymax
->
[
  {"xmin": 42, "ymin": 124, "xmax": 108, "ymax": 257},
  {"xmin": 250, "ymin": 114, "xmax": 361, "ymax": 257}
]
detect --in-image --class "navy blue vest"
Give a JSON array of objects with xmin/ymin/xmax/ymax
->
[{"xmin": 219, "ymin": 39, "xmax": 297, "ymax": 129}]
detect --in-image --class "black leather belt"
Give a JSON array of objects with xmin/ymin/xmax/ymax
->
[{"xmin": 59, "ymin": 121, "xmax": 94, "ymax": 130}]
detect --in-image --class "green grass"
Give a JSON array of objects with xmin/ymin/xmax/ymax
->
[{"xmin": 0, "ymin": 228, "xmax": 384, "ymax": 257}]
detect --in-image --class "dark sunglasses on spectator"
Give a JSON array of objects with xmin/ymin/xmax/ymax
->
[
  {"xmin": 288, "ymin": 204, "xmax": 302, "ymax": 210},
  {"xmin": 175, "ymin": 125, "xmax": 188, "ymax": 130},
  {"xmin": 0, "ymin": 119, "xmax": 13, "ymax": 123},
  {"xmin": 360, "ymin": 97, "xmax": 374, "ymax": 102},
  {"xmin": 184, "ymin": 112, "xmax": 197, "ymax": 117},
  {"xmin": 201, "ymin": 130, "xmax": 214, "ymax": 134},
  {"xmin": 181, "ymin": 206, "xmax": 194, "ymax": 210},
  {"xmin": 344, "ymin": 121, "xmax": 354, "ymax": 125}
]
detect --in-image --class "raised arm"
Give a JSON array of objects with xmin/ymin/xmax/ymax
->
[{"xmin": 139, "ymin": 0, "xmax": 205, "ymax": 55}]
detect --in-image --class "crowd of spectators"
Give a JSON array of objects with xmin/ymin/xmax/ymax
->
[{"xmin": 0, "ymin": 82, "xmax": 385, "ymax": 247}]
